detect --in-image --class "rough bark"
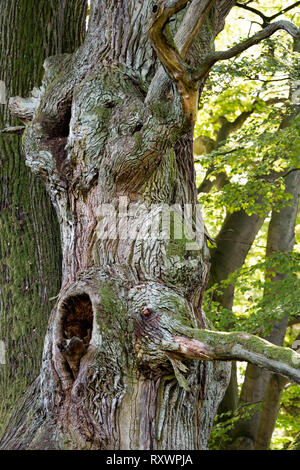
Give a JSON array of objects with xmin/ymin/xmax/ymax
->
[
  {"xmin": 0, "ymin": 0, "xmax": 231, "ymax": 450},
  {"xmin": 0, "ymin": 0, "xmax": 87, "ymax": 437}
]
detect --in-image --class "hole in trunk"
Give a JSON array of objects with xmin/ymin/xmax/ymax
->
[
  {"xmin": 61, "ymin": 294, "xmax": 93, "ymax": 343},
  {"xmin": 48, "ymin": 106, "xmax": 71, "ymax": 138},
  {"xmin": 57, "ymin": 294, "xmax": 93, "ymax": 379},
  {"xmin": 38, "ymin": 103, "xmax": 71, "ymax": 139}
]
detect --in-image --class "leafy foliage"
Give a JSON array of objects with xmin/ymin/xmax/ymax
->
[
  {"xmin": 271, "ymin": 384, "xmax": 300, "ymax": 449},
  {"xmin": 194, "ymin": 0, "xmax": 300, "ymax": 449},
  {"xmin": 203, "ymin": 251, "xmax": 300, "ymax": 335},
  {"xmin": 209, "ymin": 402, "xmax": 262, "ymax": 450}
]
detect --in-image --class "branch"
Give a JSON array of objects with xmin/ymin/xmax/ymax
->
[
  {"xmin": 173, "ymin": 329, "xmax": 300, "ymax": 384},
  {"xmin": 195, "ymin": 21, "xmax": 300, "ymax": 80},
  {"xmin": 148, "ymin": 0, "xmax": 199, "ymax": 122},
  {"xmin": 8, "ymin": 87, "xmax": 42, "ymax": 123},
  {"xmin": 269, "ymin": 2, "xmax": 300, "ymax": 22},
  {"xmin": 197, "ymin": 170, "xmax": 229, "ymax": 193},
  {"xmin": 149, "ymin": 1, "xmax": 191, "ymax": 82},
  {"xmin": 147, "ymin": 0, "xmax": 215, "ymax": 121},
  {"xmin": 194, "ymin": 147, "xmax": 243, "ymax": 163},
  {"xmin": 172, "ymin": 0, "xmax": 216, "ymax": 59},
  {"xmin": 236, "ymin": 2, "xmax": 268, "ymax": 25},
  {"xmin": 134, "ymin": 310, "xmax": 300, "ymax": 386},
  {"xmin": 289, "ymin": 316, "xmax": 300, "ymax": 326},
  {"xmin": 0, "ymin": 125, "xmax": 25, "ymax": 135},
  {"xmin": 236, "ymin": 1, "xmax": 300, "ymax": 27}
]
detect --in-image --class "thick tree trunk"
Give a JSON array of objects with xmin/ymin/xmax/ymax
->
[
  {"xmin": 0, "ymin": 0, "xmax": 87, "ymax": 437},
  {"xmin": 1, "ymin": 1, "xmax": 233, "ymax": 450},
  {"xmin": 1, "ymin": 0, "xmax": 299, "ymax": 450}
]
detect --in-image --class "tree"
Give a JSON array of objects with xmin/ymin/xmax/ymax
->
[
  {"xmin": 1, "ymin": 0, "xmax": 300, "ymax": 450},
  {"xmin": 0, "ymin": 0, "xmax": 87, "ymax": 437}
]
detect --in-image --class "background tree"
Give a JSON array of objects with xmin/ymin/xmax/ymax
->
[
  {"xmin": 192, "ymin": 0, "xmax": 300, "ymax": 449},
  {"xmin": 0, "ymin": 0, "xmax": 87, "ymax": 437},
  {"xmin": 0, "ymin": 0, "xmax": 300, "ymax": 450}
]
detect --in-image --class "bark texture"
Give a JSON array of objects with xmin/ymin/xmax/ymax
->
[
  {"xmin": 1, "ymin": 0, "xmax": 233, "ymax": 450},
  {"xmin": 0, "ymin": 0, "xmax": 87, "ymax": 437}
]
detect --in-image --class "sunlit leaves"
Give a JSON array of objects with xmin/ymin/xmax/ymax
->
[
  {"xmin": 271, "ymin": 384, "xmax": 300, "ymax": 449},
  {"xmin": 209, "ymin": 403, "xmax": 262, "ymax": 450},
  {"xmin": 203, "ymin": 251, "xmax": 300, "ymax": 335},
  {"xmin": 196, "ymin": 0, "xmax": 300, "ymax": 449}
]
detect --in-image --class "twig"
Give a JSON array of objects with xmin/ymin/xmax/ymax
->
[{"xmin": 236, "ymin": 1, "xmax": 300, "ymax": 28}]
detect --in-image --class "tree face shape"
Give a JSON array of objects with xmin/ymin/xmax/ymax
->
[
  {"xmin": 23, "ymin": 55, "xmax": 208, "ymax": 284},
  {"xmin": 16, "ymin": 42, "xmax": 217, "ymax": 446}
]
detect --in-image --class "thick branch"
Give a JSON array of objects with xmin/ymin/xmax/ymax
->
[
  {"xmin": 148, "ymin": 0, "xmax": 199, "ymax": 122},
  {"xmin": 195, "ymin": 21, "xmax": 300, "ymax": 79},
  {"xmin": 8, "ymin": 88, "xmax": 42, "ymax": 123},
  {"xmin": 173, "ymin": 329, "xmax": 300, "ymax": 384},
  {"xmin": 149, "ymin": 0, "xmax": 191, "ymax": 82},
  {"xmin": 176, "ymin": 0, "xmax": 216, "ymax": 58},
  {"xmin": 147, "ymin": 0, "xmax": 216, "ymax": 104}
]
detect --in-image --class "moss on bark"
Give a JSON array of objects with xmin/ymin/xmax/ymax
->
[{"xmin": 0, "ymin": 0, "xmax": 87, "ymax": 438}]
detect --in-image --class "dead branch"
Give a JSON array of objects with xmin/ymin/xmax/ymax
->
[{"xmin": 173, "ymin": 328, "xmax": 300, "ymax": 384}]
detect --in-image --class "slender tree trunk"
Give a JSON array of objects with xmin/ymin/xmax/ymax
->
[
  {"xmin": 210, "ymin": 210, "xmax": 265, "ymax": 415},
  {"xmin": 195, "ymin": 105, "xmax": 266, "ymax": 418},
  {"xmin": 254, "ymin": 373, "xmax": 288, "ymax": 450},
  {"xmin": 0, "ymin": 0, "xmax": 87, "ymax": 438},
  {"xmin": 231, "ymin": 42, "xmax": 300, "ymax": 445},
  {"xmin": 231, "ymin": 170, "xmax": 300, "ymax": 450}
]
